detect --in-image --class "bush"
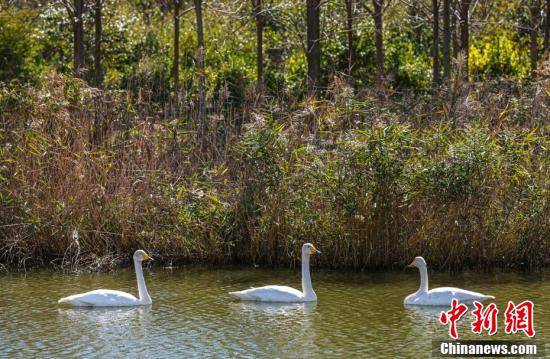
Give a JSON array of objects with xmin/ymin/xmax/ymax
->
[
  {"xmin": 0, "ymin": 9, "xmax": 42, "ymax": 84},
  {"xmin": 470, "ymin": 32, "xmax": 530, "ymax": 79},
  {"xmin": 0, "ymin": 72, "xmax": 547, "ymax": 270}
]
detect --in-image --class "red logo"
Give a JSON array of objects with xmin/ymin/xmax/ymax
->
[
  {"xmin": 438, "ymin": 299, "xmax": 536, "ymax": 339},
  {"xmin": 471, "ymin": 301, "xmax": 499, "ymax": 335},
  {"xmin": 504, "ymin": 300, "xmax": 535, "ymax": 337},
  {"xmin": 439, "ymin": 298, "xmax": 469, "ymax": 339}
]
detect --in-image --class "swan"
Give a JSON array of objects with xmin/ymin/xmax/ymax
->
[
  {"xmin": 229, "ymin": 243, "xmax": 320, "ymax": 302},
  {"xmin": 58, "ymin": 250, "xmax": 152, "ymax": 307},
  {"xmin": 404, "ymin": 256, "xmax": 494, "ymax": 306}
]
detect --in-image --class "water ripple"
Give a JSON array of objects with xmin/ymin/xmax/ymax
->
[{"xmin": 0, "ymin": 268, "xmax": 547, "ymax": 357}]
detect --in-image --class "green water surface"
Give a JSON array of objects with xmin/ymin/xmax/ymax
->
[{"xmin": 0, "ymin": 266, "xmax": 548, "ymax": 357}]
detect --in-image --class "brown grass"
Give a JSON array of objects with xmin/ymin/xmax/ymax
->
[{"xmin": 0, "ymin": 71, "xmax": 548, "ymax": 271}]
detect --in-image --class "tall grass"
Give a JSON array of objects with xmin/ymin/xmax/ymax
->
[{"xmin": 0, "ymin": 72, "xmax": 548, "ymax": 270}]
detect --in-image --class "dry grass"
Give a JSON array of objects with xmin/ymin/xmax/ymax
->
[{"xmin": 0, "ymin": 71, "xmax": 548, "ymax": 270}]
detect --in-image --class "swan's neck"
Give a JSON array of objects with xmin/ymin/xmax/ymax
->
[
  {"xmin": 301, "ymin": 252, "xmax": 316, "ymax": 300},
  {"xmin": 134, "ymin": 259, "xmax": 151, "ymax": 304},
  {"xmin": 417, "ymin": 264, "xmax": 429, "ymax": 293}
]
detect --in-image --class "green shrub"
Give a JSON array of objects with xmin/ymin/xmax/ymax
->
[
  {"xmin": 470, "ymin": 32, "xmax": 530, "ymax": 78},
  {"xmin": 0, "ymin": 9, "xmax": 42, "ymax": 83}
]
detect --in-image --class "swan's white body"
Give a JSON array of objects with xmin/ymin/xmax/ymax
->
[
  {"xmin": 404, "ymin": 257, "xmax": 494, "ymax": 306},
  {"xmin": 58, "ymin": 250, "xmax": 152, "ymax": 307},
  {"xmin": 229, "ymin": 243, "xmax": 320, "ymax": 303}
]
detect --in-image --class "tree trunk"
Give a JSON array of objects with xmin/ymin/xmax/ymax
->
[
  {"xmin": 73, "ymin": 0, "xmax": 85, "ymax": 78},
  {"xmin": 545, "ymin": 0, "xmax": 549, "ymax": 53},
  {"xmin": 173, "ymin": 0, "xmax": 180, "ymax": 99},
  {"xmin": 529, "ymin": 0, "xmax": 540, "ymax": 76},
  {"xmin": 373, "ymin": 0, "xmax": 384, "ymax": 85},
  {"xmin": 345, "ymin": 0, "xmax": 355, "ymax": 83},
  {"xmin": 409, "ymin": 2, "xmax": 421, "ymax": 44},
  {"xmin": 252, "ymin": 0, "xmax": 264, "ymax": 90},
  {"xmin": 194, "ymin": 0, "xmax": 205, "ymax": 81},
  {"xmin": 432, "ymin": 0, "xmax": 440, "ymax": 87},
  {"xmin": 93, "ymin": 0, "xmax": 102, "ymax": 86},
  {"xmin": 451, "ymin": 0, "xmax": 459, "ymax": 61},
  {"xmin": 194, "ymin": 0, "xmax": 206, "ymax": 135},
  {"xmin": 459, "ymin": 0, "xmax": 470, "ymax": 81},
  {"xmin": 442, "ymin": 0, "xmax": 451, "ymax": 80},
  {"xmin": 306, "ymin": 0, "xmax": 321, "ymax": 95}
]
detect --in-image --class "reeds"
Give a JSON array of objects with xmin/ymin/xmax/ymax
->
[{"xmin": 0, "ymin": 72, "xmax": 548, "ymax": 270}]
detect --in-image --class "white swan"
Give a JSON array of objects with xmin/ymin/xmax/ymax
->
[
  {"xmin": 229, "ymin": 243, "xmax": 320, "ymax": 302},
  {"xmin": 404, "ymin": 256, "xmax": 494, "ymax": 306},
  {"xmin": 58, "ymin": 250, "xmax": 152, "ymax": 307}
]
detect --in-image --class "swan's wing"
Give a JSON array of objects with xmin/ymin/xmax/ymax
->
[
  {"xmin": 428, "ymin": 287, "xmax": 494, "ymax": 305},
  {"xmin": 229, "ymin": 285, "xmax": 304, "ymax": 302},
  {"xmin": 58, "ymin": 289, "xmax": 139, "ymax": 307}
]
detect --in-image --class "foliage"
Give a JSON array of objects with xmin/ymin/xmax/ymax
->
[
  {"xmin": 0, "ymin": 9, "xmax": 42, "ymax": 83},
  {"xmin": 470, "ymin": 32, "xmax": 531, "ymax": 78},
  {"xmin": 0, "ymin": 73, "xmax": 547, "ymax": 270},
  {"xmin": 0, "ymin": 0, "xmax": 547, "ymax": 270},
  {"xmin": 1, "ymin": 0, "xmax": 544, "ymax": 94}
]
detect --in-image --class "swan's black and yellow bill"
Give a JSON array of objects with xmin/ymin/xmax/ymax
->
[
  {"xmin": 142, "ymin": 252, "xmax": 152, "ymax": 261},
  {"xmin": 311, "ymin": 245, "xmax": 321, "ymax": 254},
  {"xmin": 406, "ymin": 260, "xmax": 415, "ymax": 268}
]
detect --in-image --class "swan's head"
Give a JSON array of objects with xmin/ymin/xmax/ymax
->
[
  {"xmin": 133, "ymin": 250, "xmax": 151, "ymax": 262},
  {"xmin": 407, "ymin": 256, "xmax": 426, "ymax": 268},
  {"xmin": 302, "ymin": 243, "xmax": 321, "ymax": 255}
]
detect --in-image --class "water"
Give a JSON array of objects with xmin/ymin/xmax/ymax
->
[{"xmin": 0, "ymin": 266, "xmax": 548, "ymax": 357}]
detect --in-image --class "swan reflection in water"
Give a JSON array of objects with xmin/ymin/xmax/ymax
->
[
  {"xmin": 231, "ymin": 300, "xmax": 317, "ymax": 316},
  {"xmin": 229, "ymin": 301, "xmax": 318, "ymax": 356},
  {"xmin": 399, "ymin": 304, "xmax": 450, "ymax": 354},
  {"xmin": 403, "ymin": 305, "xmax": 448, "ymax": 337},
  {"xmin": 57, "ymin": 305, "xmax": 153, "ymax": 348},
  {"xmin": 404, "ymin": 304, "xmax": 448, "ymax": 320}
]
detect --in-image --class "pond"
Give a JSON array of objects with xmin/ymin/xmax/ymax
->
[{"xmin": 0, "ymin": 266, "xmax": 548, "ymax": 357}]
